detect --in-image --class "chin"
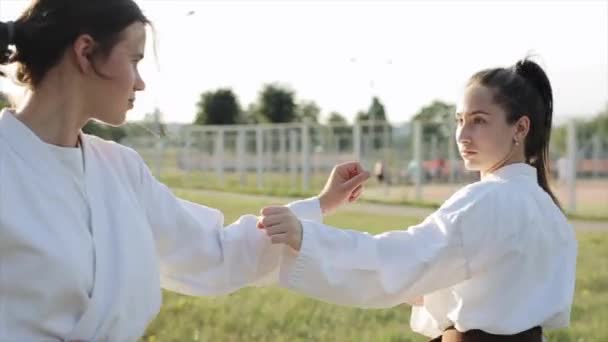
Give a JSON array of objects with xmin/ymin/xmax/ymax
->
[
  {"xmin": 98, "ymin": 111, "xmax": 127, "ymax": 126},
  {"xmin": 110, "ymin": 116, "xmax": 127, "ymax": 126},
  {"xmin": 463, "ymin": 159, "xmax": 482, "ymax": 172}
]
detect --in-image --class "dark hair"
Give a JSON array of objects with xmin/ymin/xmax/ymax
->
[
  {"xmin": 0, "ymin": 0, "xmax": 149, "ymax": 88},
  {"xmin": 468, "ymin": 58, "xmax": 561, "ymax": 209}
]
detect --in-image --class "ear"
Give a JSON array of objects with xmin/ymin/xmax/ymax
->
[
  {"xmin": 72, "ymin": 34, "xmax": 96, "ymax": 74},
  {"xmin": 514, "ymin": 115, "xmax": 531, "ymax": 144}
]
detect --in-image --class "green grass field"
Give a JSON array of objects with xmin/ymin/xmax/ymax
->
[{"xmin": 140, "ymin": 190, "xmax": 608, "ymax": 341}]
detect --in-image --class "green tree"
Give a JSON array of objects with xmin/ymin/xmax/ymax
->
[
  {"xmin": 551, "ymin": 125, "xmax": 567, "ymax": 155},
  {"xmin": 594, "ymin": 103, "xmax": 608, "ymax": 134},
  {"xmin": 356, "ymin": 97, "xmax": 389, "ymax": 148},
  {"xmin": 368, "ymin": 96, "xmax": 387, "ymax": 122},
  {"xmin": 257, "ymin": 84, "xmax": 296, "ymax": 123},
  {"xmin": 296, "ymin": 100, "xmax": 321, "ymax": 123},
  {"xmin": 327, "ymin": 111, "xmax": 348, "ymax": 125},
  {"xmin": 412, "ymin": 100, "xmax": 456, "ymax": 149},
  {"xmin": 243, "ymin": 103, "xmax": 265, "ymax": 124},
  {"xmin": 413, "ymin": 100, "xmax": 455, "ymax": 122},
  {"xmin": 327, "ymin": 111, "xmax": 351, "ymax": 150},
  {"xmin": 355, "ymin": 97, "xmax": 388, "ymax": 123},
  {"xmin": 355, "ymin": 110, "xmax": 368, "ymax": 122},
  {"xmin": 551, "ymin": 103, "xmax": 608, "ymax": 156},
  {"xmin": 327, "ymin": 111, "xmax": 350, "ymax": 134},
  {"xmin": 195, "ymin": 88, "xmax": 241, "ymax": 125}
]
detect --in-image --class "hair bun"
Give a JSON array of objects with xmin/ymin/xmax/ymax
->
[
  {"xmin": 514, "ymin": 59, "xmax": 541, "ymax": 81},
  {"xmin": 513, "ymin": 58, "xmax": 553, "ymax": 122},
  {"xmin": 0, "ymin": 21, "xmax": 15, "ymax": 65}
]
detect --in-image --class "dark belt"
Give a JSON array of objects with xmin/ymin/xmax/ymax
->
[{"xmin": 429, "ymin": 325, "xmax": 543, "ymax": 342}]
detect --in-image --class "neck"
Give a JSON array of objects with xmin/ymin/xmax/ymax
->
[
  {"xmin": 481, "ymin": 145, "xmax": 526, "ymax": 179},
  {"xmin": 15, "ymin": 78, "xmax": 88, "ymax": 148}
]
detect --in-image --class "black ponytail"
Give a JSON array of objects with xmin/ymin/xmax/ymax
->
[{"xmin": 513, "ymin": 59, "xmax": 560, "ymax": 208}]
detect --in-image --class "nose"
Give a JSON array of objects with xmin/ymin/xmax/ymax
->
[
  {"xmin": 134, "ymin": 70, "xmax": 146, "ymax": 92},
  {"xmin": 456, "ymin": 122, "xmax": 472, "ymax": 146}
]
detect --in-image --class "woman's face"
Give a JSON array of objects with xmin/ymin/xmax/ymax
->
[
  {"xmin": 86, "ymin": 22, "xmax": 146, "ymax": 125},
  {"xmin": 455, "ymin": 84, "xmax": 519, "ymax": 173}
]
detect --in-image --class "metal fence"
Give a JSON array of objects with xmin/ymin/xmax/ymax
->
[{"xmin": 122, "ymin": 119, "xmax": 608, "ymax": 216}]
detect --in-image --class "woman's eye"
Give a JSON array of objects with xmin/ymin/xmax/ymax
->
[{"xmin": 473, "ymin": 117, "xmax": 485, "ymax": 124}]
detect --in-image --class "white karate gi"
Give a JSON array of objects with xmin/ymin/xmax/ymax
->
[
  {"xmin": 279, "ymin": 163, "xmax": 577, "ymax": 339},
  {"xmin": 0, "ymin": 109, "xmax": 321, "ymax": 341}
]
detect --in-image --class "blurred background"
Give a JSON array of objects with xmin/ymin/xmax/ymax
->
[
  {"xmin": 1, "ymin": 1, "xmax": 607, "ymax": 341},
  {"xmin": 1, "ymin": 0, "xmax": 606, "ymax": 218}
]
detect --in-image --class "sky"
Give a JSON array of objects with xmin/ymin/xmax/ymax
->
[{"xmin": 1, "ymin": 0, "xmax": 607, "ymax": 125}]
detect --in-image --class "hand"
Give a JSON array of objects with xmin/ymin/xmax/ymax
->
[
  {"xmin": 257, "ymin": 206, "xmax": 303, "ymax": 251},
  {"xmin": 318, "ymin": 161, "xmax": 370, "ymax": 214},
  {"xmin": 407, "ymin": 296, "xmax": 424, "ymax": 306}
]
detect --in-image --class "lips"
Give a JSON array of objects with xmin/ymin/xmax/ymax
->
[{"xmin": 460, "ymin": 150, "xmax": 477, "ymax": 158}]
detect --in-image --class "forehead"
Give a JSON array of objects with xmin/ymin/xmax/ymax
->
[
  {"xmin": 457, "ymin": 84, "xmax": 500, "ymax": 114},
  {"xmin": 116, "ymin": 22, "xmax": 147, "ymax": 52}
]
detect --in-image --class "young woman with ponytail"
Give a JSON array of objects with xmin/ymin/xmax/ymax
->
[{"xmin": 258, "ymin": 58, "xmax": 577, "ymax": 342}]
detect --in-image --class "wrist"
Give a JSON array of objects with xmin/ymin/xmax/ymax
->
[
  {"xmin": 318, "ymin": 193, "xmax": 331, "ymax": 215},
  {"xmin": 296, "ymin": 220, "xmax": 303, "ymax": 251}
]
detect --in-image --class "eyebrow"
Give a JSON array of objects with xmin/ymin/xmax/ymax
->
[{"xmin": 455, "ymin": 110, "xmax": 491, "ymax": 117}]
